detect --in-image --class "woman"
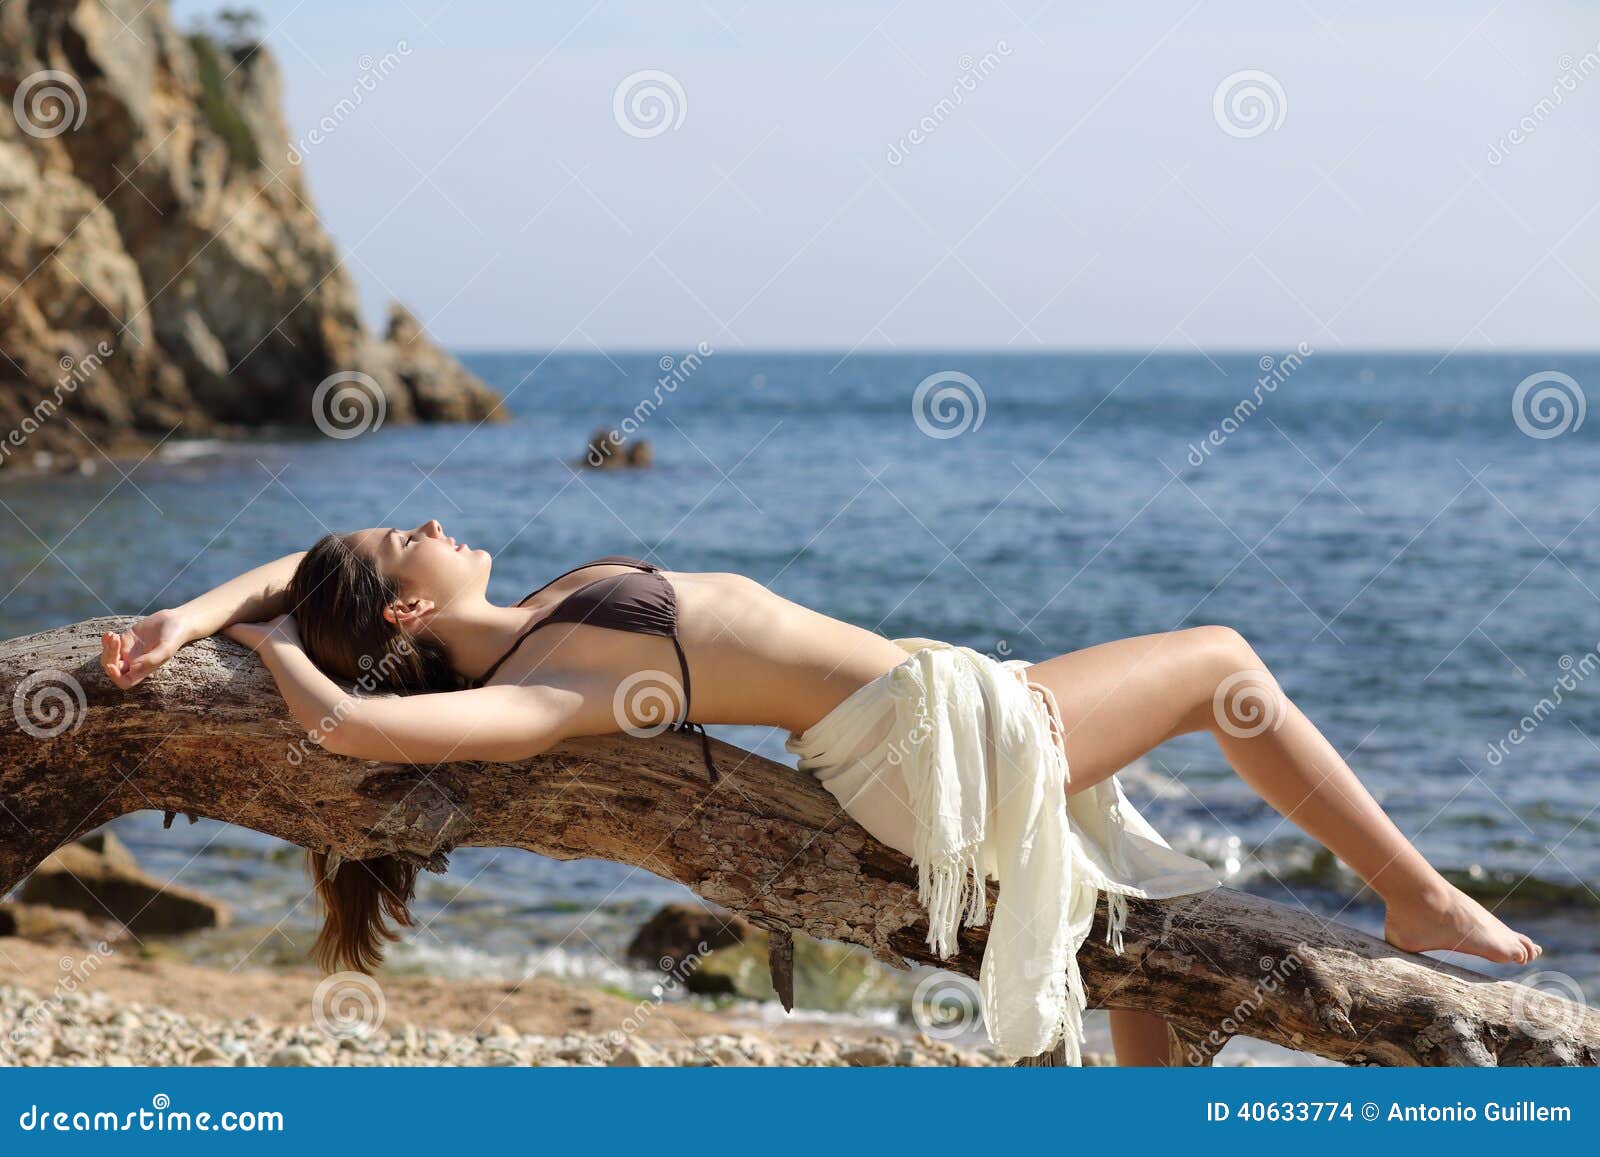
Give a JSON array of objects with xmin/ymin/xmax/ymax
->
[{"xmin": 100, "ymin": 519, "xmax": 1539, "ymax": 1066}]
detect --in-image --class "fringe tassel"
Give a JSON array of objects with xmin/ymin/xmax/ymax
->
[
  {"xmin": 919, "ymin": 849, "xmax": 985, "ymax": 958},
  {"xmin": 1105, "ymin": 890, "xmax": 1128, "ymax": 954},
  {"xmin": 1058, "ymin": 945, "xmax": 1088, "ymax": 1066}
]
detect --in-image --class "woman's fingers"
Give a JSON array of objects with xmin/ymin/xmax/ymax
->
[
  {"xmin": 101, "ymin": 626, "xmax": 178, "ymax": 688},
  {"xmin": 102, "ymin": 631, "xmax": 139, "ymax": 688}
]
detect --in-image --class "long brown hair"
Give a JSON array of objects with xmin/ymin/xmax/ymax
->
[{"xmin": 289, "ymin": 532, "xmax": 461, "ymax": 974}]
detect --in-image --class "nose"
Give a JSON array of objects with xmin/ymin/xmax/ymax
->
[{"xmin": 418, "ymin": 519, "xmax": 443, "ymax": 539}]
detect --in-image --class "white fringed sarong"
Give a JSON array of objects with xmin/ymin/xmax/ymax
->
[{"xmin": 786, "ymin": 638, "xmax": 1220, "ymax": 1062}]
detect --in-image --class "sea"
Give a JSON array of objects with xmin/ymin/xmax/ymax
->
[{"xmin": 3, "ymin": 350, "xmax": 1597, "ymax": 1057}]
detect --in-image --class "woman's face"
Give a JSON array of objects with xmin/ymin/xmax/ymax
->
[{"xmin": 348, "ymin": 519, "xmax": 491, "ymax": 609}]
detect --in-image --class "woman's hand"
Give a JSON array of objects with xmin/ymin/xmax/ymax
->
[
  {"xmin": 222, "ymin": 615, "xmax": 301, "ymax": 653},
  {"xmin": 101, "ymin": 609, "xmax": 194, "ymax": 689}
]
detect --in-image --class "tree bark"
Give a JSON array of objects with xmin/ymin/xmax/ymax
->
[{"xmin": 3, "ymin": 618, "xmax": 1596, "ymax": 1066}]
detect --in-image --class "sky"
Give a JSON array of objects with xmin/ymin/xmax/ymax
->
[{"xmin": 168, "ymin": 0, "xmax": 1600, "ymax": 352}]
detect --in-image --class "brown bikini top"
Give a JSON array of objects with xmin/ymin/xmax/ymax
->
[{"xmin": 473, "ymin": 556, "xmax": 717, "ymax": 782}]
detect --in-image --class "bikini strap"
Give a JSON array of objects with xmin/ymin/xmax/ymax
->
[
  {"xmin": 667, "ymin": 633, "xmax": 718, "ymax": 785},
  {"xmin": 516, "ymin": 555, "xmax": 655, "ymax": 606},
  {"xmin": 478, "ymin": 556, "xmax": 657, "ymax": 686}
]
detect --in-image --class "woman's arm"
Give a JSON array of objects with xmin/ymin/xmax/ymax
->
[
  {"xmin": 227, "ymin": 617, "xmax": 575, "ymax": 764},
  {"xmin": 102, "ymin": 551, "xmax": 305, "ymax": 688}
]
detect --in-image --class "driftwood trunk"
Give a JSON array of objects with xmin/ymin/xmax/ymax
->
[{"xmin": 2, "ymin": 618, "xmax": 1596, "ymax": 1066}]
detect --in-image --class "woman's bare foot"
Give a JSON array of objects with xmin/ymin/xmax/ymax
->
[{"xmin": 1384, "ymin": 883, "xmax": 1541, "ymax": 964}]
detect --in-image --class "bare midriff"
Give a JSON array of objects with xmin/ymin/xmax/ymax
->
[{"xmin": 484, "ymin": 569, "xmax": 913, "ymax": 739}]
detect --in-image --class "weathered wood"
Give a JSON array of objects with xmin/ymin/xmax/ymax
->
[
  {"xmin": 1168, "ymin": 1018, "xmax": 1222, "ymax": 1067},
  {"xmin": 767, "ymin": 926, "xmax": 795, "ymax": 1013},
  {"xmin": 3, "ymin": 618, "xmax": 1596, "ymax": 1066}
]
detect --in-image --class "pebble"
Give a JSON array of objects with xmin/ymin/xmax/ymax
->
[{"xmin": 0, "ymin": 982, "xmax": 1006, "ymax": 1068}]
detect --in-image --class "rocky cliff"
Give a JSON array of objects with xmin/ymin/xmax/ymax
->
[{"xmin": 0, "ymin": 0, "xmax": 503, "ymax": 473}]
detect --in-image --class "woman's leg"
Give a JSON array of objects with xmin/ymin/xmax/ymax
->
[
  {"xmin": 1027, "ymin": 626, "xmax": 1538, "ymax": 1068},
  {"xmin": 1026, "ymin": 625, "xmax": 1539, "ymax": 962},
  {"xmin": 1109, "ymin": 1008, "xmax": 1173, "ymax": 1066}
]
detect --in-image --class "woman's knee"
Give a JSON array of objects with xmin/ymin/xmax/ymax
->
[
  {"xmin": 1168, "ymin": 626, "xmax": 1275, "ymax": 735},
  {"xmin": 1182, "ymin": 625, "xmax": 1289, "ymax": 738}
]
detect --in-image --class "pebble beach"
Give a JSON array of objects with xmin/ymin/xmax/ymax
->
[{"xmin": 0, "ymin": 939, "xmax": 1030, "ymax": 1069}]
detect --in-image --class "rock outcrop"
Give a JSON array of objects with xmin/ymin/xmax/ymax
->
[
  {"xmin": 625, "ymin": 902, "xmax": 751, "ymax": 970},
  {"xmin": 0, "ymin": 0, "xmax": 503, "ymax": 473},
  {"xmin": 18, "ymin": 830, "xmax": 229, "ymax": 935}
]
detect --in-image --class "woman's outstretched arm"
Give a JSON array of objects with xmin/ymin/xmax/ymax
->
[
  {"xmin": 225, "ymin": 616, "xmax": 575, "ymax": 764},
  {"xmin": 101, "ymin": 551, "xmax": 305, "ymax": 688}
]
